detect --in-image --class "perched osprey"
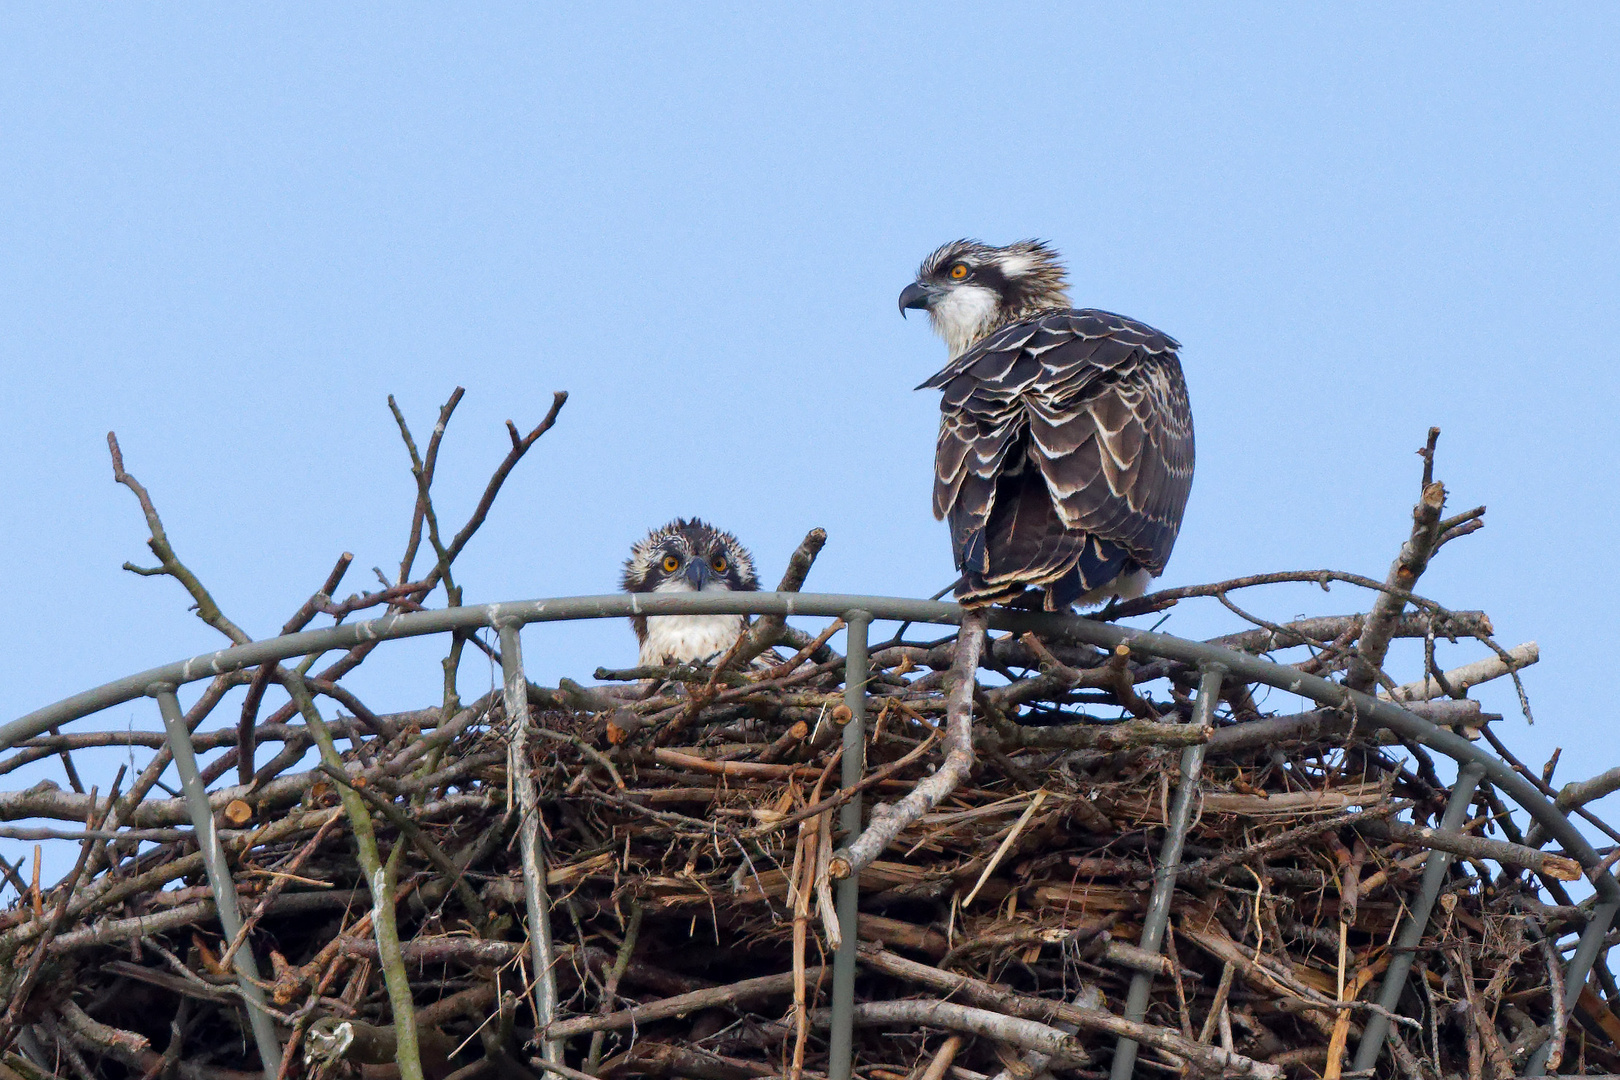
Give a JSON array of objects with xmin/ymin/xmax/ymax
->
[
  {"xmin": 900, "ymin": 239, "xmax": 1194, "ymax": 610},
  {"xmin": 622, "ymin": 518, "xmax": 760, "ymax": 666}
]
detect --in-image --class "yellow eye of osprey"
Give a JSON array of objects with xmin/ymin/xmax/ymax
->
[
  {"xmin": 712, "ymin": 556, "xmax": 728, "ymax": 574},
  {"xmin": 948, "ymin": 263, "xmax": 969, "ymax": 280},
  {"xmin": 661, "ymin": 555, "xmax": 680, "ymax": 574}
]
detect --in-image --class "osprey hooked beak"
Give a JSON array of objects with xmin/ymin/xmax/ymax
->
[
  {"xmin": 684, "ymin": 558, "xmax": 711, "ymax": 590},
  {"xmin": 898, "ymin": 281, "xmax": 940, "ymax": 316}
]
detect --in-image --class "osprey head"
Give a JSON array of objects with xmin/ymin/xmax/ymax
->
[
  {"xmin": 899, "ymin": 239, "xmax": 1071, "ymax": 357},
  {"xmin": 622, "ymin": 518, "xmax": 759, "ymax": 595}
]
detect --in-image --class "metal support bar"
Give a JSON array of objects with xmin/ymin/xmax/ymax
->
[
  {"xmin": 828, "ymin": 611, "xmax": 870, "ymax": 1080},
  {"xmin": 10, "ymin": 590, "xmax": 1592, "ymax": 884},
  {"xmin": 498, "ymin": 622, "xmax": 560, "ymax": 1062},
  {"xmin": 1351, "ymin": 760, "xmax": 1487, "ymax": 1073},
  {"xmin": 1525, "ymin": 894, "xmax": 1620, "ymax": 1075},
  {"xmin": 5, "ymin": 587, "xmax": 1611, "ymax": 903},
  {"xmin": 1109, "ymin": 664, "xmax": 1224, "ymax": 1080},
  {"xmin": 151, "ymin": 684, "xmax": 283, "ymax": 1079}
]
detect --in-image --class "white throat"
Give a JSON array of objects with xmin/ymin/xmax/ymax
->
[
  {"xmin": 928, "ymin": 284, "xmax": 1001, "ymax": 358},
  {"xmin": 638, "ymin": 577, "xmax": 745, "ymax": 665}
]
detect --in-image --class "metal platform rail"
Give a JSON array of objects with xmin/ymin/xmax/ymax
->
[{"xmin": 6, "ymin": 591, "xmax": 1614, "ymax": 1079}]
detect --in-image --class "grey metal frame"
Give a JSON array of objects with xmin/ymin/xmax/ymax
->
[
  {"xmin": 828, "ymin": 612, "xmax": 869, "ymax": 1080},
  {"xmin": 153, "ymin": 684, "xmax": 285, "ymax": 1074},
  {"xmin": 1350, "ymin": 761, "xmax": 1486, "ymax": 1073},
  {"xmin": 1108, "ymin": 664, "xmax": 1224, "ymax": 1080},
  {"xmin": 7, "ymin": 591, "xmax": 1614, "ymax": 1079}
]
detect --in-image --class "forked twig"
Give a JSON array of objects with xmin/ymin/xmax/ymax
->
[{"xmin": 829, "ymin": 608, "xmax": 986, "ymax": 880}]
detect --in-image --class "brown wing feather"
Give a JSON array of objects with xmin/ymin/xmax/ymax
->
[{"xmin": 923, "ymin": 309, "xmax": 1194, "ymax": 591}]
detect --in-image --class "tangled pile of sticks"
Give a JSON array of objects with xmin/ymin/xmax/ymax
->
[{"xmin": 2, "ymin": 392, "xmax": 1618, "ymax": 1080}]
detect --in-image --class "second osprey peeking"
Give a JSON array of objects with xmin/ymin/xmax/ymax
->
[{"xmin": 901, "ymin": 239, "xmax": 1194, "ymax": 610}]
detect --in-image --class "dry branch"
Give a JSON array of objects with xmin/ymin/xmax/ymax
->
[
  {"xmin": 1381, "ymin": 642, "xmax": 1539, "ymax": 703},
  {"xmin": 1348, "ymin": 430, "xmax": 1450, "ymax": 692},
  {"xmin": 730, "ymin": 528, "xmax": 829, "ymax": 668},
  {"xmin": 829, "ymin": 608, "xmax": 985, "ymax": 879}
]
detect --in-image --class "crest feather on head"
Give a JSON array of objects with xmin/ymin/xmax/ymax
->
[
  {"xmin": 621, "ymin": 517, "xmax": 759, "ymax": 592},
  {"xmin": 911, "ymin": 239, "xmax": 1072, "ymax": 356}
]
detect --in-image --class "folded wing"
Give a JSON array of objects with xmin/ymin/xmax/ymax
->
[{"xmin": 921, "ymin": 309, "xmax": 1194, "ymax": 602}]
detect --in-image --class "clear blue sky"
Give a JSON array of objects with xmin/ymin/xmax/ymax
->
[{"xmin": 3, "ymin": 7, "xmax": 1617, "ymax": 874}]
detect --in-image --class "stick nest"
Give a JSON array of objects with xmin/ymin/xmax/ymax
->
[{"xmin": 2, "ymin": 403, "xmax": 1615, "ymax": 1080}]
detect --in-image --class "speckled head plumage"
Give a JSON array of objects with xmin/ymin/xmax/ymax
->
[
  {"xmin": 621, "ymin": 518, "xmax": 759, "ymax": 595},
  {"xmin": 622, "ymin": 518, "xmax": 760, "ymax": 665},
  {"xmin": 899, "ymin": 239, "xmax": 1072, "ymax": 358}
]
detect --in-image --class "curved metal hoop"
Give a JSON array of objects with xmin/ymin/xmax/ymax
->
[{"xmin": 8, "ymin": 591, "xmax": 1612, "ymax": 1077}]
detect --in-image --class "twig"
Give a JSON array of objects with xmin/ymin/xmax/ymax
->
[
  {"xmin": 239, "ymin": 553, "xmax": 354, "ymax": 784},
  {"xmin": 757, "ymin": 720, "xmax": 812, "ymax": 765},
  {"xmin": 729, "ymin": 528, "xmax": 828, "ymax": 667},
  {"xmin": 1357, "ymin": 819, "xmax": 1581, "ymax": 880},
  {"xmin": 0, "ymin": 771, "xmax": 123, "ymax": 1048},
  {"xmin": 988, "ymin": 984, "xmax": 1100, "ymax": 1080},
  {"xmin": 0, "ymin": 825, "xmax": 185, "ymax": 843},
  {"xmin": 1380, "ymin": 643, "xmax": 1538, "ymax": 704},
  {"xmin": 533, "ymin": 727, "xmax": 626, "ymax": 789},
  {"xmin": 651, "ymin": 749, "xmax": 822, "ymax": 781},
  {"xmin": 218, "ymin": 807, "xmax": 343, "ymax": 969},
  {"xmin": 746, "ymin": 732, "xmax": 937, "ymax": 838},
  {"xmin": 1348, "ymin": 432, "xmax": 1449, "ymax": 692},
  {"xmin": 919, "ymin": 1036, "xmax": 965, "ymax": 1080},
  {"xmin": 281, "ymin": 674, "xmax": 425, "ymax": 1080},
  {"xmin": 43, "ymin": 725, "xmax": 84, "ymax": 795},
  {"xmin": 585, "ymin": 902, "xmax": 644, "ymax": 1073},
  {"xmin": 546, "ymin": 967, "xmax": 828, "ymax": 1039},
  {"xmin": 317, "ymin": 764, "xmax": 491, "ymax": 927},
  {"xmin": 1207, "ymin": 610, "xmax": 1489, "ymax": 655},
  {"xmin": 1542, "ymin": 931, "xmax": 1568, "ymax": 1072},
  {"xmin": 1198, "ymin": 963, "xmax": 1236, "ymax": 1045},
  {"xmin": 1107, "ymin": 567, "xmax": 1466, "ymax": 624},
  {"xmin": 962, "ymin": 790, "xmax": 1046, "ymax": 907},
  {"xmin": 107, "ymin": 433, "xmax": 251, "ymax": 646},
  {"xmin": 987, "ymin": 714, "xmax": 1209, "ymax": 752},
  {"xmin": 830, "ymin": 609, "xmax": 985, "ymax": 879},
  {"xmin": 416, "ymin": 391, "xmax": 567, "ymax": 597},
  {"xmin": 789, "ymin": 803, "xmax": 815, "ymax": 1080},
  {"xmin": 391, "ymin": 388, "xmax": 465, "ymax": 586},
  {"xmin": 761, "ymin": 618, "xmax": 846, "ymax": 681},
  {"xmin": 659, "ymin": 630, "xmax": 755, "ymax": 745},
  {"xmin": 810, "ymin": 1000, "xmax": 1092, "ymax": 1063},
  {"xmin": 856, "ymin": 944, "xmax": 1280, "ymax": 1078},
  {"xmin": 1559, "ymin": 765, "xmax": 1620, "ymax": 813},
  {"xmin": 527, "ymin": 1059, "xmax": 607, "ymax": 1080},
  {"xmin": 1179, "ymin": 802, "xmax": 1410, "ymax": 887}
]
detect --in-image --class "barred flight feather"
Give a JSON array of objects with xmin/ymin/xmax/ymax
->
[{"xmin": 921, "ymin": 307, "xmax": 1193, "ymax": 610}]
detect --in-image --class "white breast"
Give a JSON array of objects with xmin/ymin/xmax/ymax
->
[
  {"xmin": 1075, "ymin": 568, "xmax": 1152, "ymax": 608},
  {"xmin": 639, "ymin": 613, "xmax": 748, "ymax": 666}
]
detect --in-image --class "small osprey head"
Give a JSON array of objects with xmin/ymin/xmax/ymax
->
[
  {"xmin": 899, "ymin": 239, "xmax": 1071, "ymax": 357},
  {"xmin": 622, "ymin": 518, "xmax": 759, "ymax": 596},
  {"xmin": 623, "ymin": 519, "xmax": 760, "ymax": 666}
]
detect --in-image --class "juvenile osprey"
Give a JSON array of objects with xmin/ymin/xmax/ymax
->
[
  {"xmin": 900, "ymin": 239, "xmax": 1194, "ymax": 609},
  {"xmin": 622, "ymin": 518, "xmax": 760, "ymax": 666}
]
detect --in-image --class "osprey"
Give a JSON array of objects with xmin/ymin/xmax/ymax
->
[
  {"xmin": 622, "ymin": 518, "xmax": 760, "ymax": 666},
  {"xmin": 900, "ymin": 239, "xmax": 1194, "ymax": 609}
]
